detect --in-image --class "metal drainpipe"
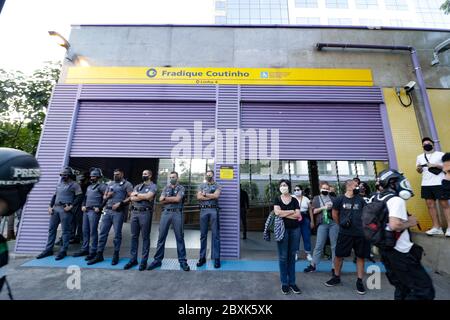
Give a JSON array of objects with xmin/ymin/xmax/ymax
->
[{"xmin": 316, "ymin": 43, "xmax": 441, "ymax": 151}]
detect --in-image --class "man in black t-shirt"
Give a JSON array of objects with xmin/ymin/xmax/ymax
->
[{"xmin": 325, "ymin": 179, "xmax": 369, "ymax": 295}]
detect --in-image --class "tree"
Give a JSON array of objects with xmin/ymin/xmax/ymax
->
[
  {"xmin": 442, "ymin": 0, "xmax": 450, "ymax": 14},
  {"xmin": 0, "ymin": 62, "xmax": 61, "ymax": 154}
]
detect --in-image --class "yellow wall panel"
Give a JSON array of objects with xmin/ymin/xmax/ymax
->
[
  {"xmin": 383, "ymin": 88, "xmax": 430, "ymax": 230},
  {"xmin": 428, "ymin": 89, "xmax": 450, "ymax": 152}
]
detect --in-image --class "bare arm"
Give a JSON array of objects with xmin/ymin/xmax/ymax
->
[
  {"xmin": 332, "ymin": 208, "xmax": 339, "ymax": 224},
  {"xmin": 285, "ymin": 209, "xmax": 301, "ymax": 220},
  {"xmin": 388, "ymin": 216, "xmax": 417, "ymax": 232},
  {"xmin": 274, "ymin": 205, "xmax": 296, "ymax": 217},
  {"xmin": 204, "ymin": 189, "xmax": 221, "ymax": 200}
]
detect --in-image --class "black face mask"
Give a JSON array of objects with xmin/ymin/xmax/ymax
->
[
  {"xmin": 353, "ymin": 187, "xmax": 360, "ymax": 195},
  {"xmin": 114, "ymin": 176, "xmax": 121, "ymax": 182},
  {"xmin": 61, "ymin": 175, "xmax": 69, "ymax": 182},
  {"xmin": 90, "ymin": 178, "xmax": 97, "ymax": 184},
  {"xmin": 142, "ymin": 176, "xmax": 149, "ymax": 182},
  {"xmin": 423, "ymin": 144, "xmax": 433, "ymax": 152},
  {"xmin": 321, "ymin": 191, "xmax": 329, "ymax": 196}
]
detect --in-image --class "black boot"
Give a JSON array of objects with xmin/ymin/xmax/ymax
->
[
  {"xmin": 87, "ymin": 252, "xmax": 104, "ymax": 265},
  {"xmin": 73, "ymin": 250, "xmax": 89, "ymax": 257},
  {"xmin": 36, "ymin": 250, "xmax": 53, "ymax": 259},
  {"xmin": 196, "ymin": 257, "xmax": 206, "ymax": 267},
  {"xmin": 55, "ymin": 251, "xmax": 67, "ymax": 261},
  {"xmin": 85, "ymin": 253, "xmax": 96, "ymax": 261},
  {"xmin": 111, "ymin": 251, "xmax": 120, "ymax": 265},
  {"xmin": 124, "ymin": 260, "xmax": 138, "ymax": 270}
]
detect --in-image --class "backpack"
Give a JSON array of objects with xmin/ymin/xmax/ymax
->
[{"xmin": 362, "ymin": 193, "xmax": 396, "ymax": 247}]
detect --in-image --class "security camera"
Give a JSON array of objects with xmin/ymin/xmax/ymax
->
[{"xmin": 404, "ymin": 81, "xmax": 416, "ymax": 92}]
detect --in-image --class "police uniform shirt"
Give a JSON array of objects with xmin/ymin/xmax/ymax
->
[
  {"xmin": 106, "ymin": 179, "xmax": 133, "ymax": 207},
  {"xmin": 131, "ymin": 182, "xmax": 157, "ymax": 210},
  {"xmin": 85, "ymin": 182, "xmax": 108, "ymax": 208},
  {"xmin": 198, "ymin": 182, "xmax": 222, "ymax": 207},
  {"xmin": 162, "ymin": 184, "xmax": 185, "ymax": 210},
  {"xmin": 54, "ymin": 181, "xmax": 82, "ymax": 205}
]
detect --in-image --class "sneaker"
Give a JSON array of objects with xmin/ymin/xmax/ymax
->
[
  {"xmin": 290, "ymin": 284, "xmax": 302, "ymax": 294},
  {"xmin": 426, "ymin": 227, "xmax": 444, "ymax": 236},
  {"xmin": 306, "ymin": 253, "xmax": 313, "ymax": 262},
  {"xmin": 446, "ymin": 228, "xmax": 450, "ymax": 237},
  {"xmin": 303, "ymin": 264, "xmax": 316, "ymax": 273},
  {"xmin": 356, "ymin": 278, "xmax": 366, "ymax": 295},
  {"xmin": 324, "ymin": 276, "xmax": 341, "ymax": 287},
  {"xmin": 281, "ymin": 285, "xmax": 290, "ymax": 295}
]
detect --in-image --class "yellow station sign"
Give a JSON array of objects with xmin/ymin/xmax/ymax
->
[{"xmin": 66, "ymin": 67, "xmax": 373, "ymax": 86}]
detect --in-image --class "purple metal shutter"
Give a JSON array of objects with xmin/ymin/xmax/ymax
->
[
  {"xmin": 239, "ymin": 85, "xmax": 389, "ymax": 161},
  {"xmin": 215, "ymin": 86, "xmax": 240, "ymax": 258},
  {"xmin": 241, "ymin": 103, "xmax": 388, "ymax": 160},
  {"xmin": 70, "ymin": 101, "xmax": 216, "ymax": 158},
  {"xmin": 15, "ymin": 85, "xmax": 80, "ymax": 253}
]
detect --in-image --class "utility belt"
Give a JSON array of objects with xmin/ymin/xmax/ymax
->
[
  {"xmin": 55, "ymin": 202, "xmax": 72, "ymax": 207},
  {"xmin": 131, "ymin": 206, "xmax": 152, "ymax": 212},
  {"xmin": 164, "ymin": 208, "xmax": 181, "ymax": 212},
  {"xmin": 85, "ymin": 206, "xmax": 102, "ymax": 211},
  {"xmin": 199, "ymin": 205, "xmax": 218, "ymax": 209}
]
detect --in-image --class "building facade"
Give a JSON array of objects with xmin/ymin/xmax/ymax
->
[{"xmin": 15, "ymin": 25, "xmax": 450, "ymax": 259}]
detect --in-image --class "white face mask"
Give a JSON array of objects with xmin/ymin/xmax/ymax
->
[
  {"xmin": 280, "ymin": 186, "xmax": 289, "ymax": 194},
  {"xmin": 294, "ymin": 190, "xmax": 302, "ymax": 197}
]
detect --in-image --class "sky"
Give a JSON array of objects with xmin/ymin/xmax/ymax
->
[{"xmin": 0, "ymin": 0, "xmax": 214, "ymax": 73}]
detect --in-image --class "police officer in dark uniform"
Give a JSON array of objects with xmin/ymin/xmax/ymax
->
[
  {"xmin": 196, "ymin": 170, "xmax": 222, "ymax": 269},
  {"xmin": 72, "ymin": 168, "xmax": 107, "ymax": 260},
  {"xmin": 36, "ymin": 167, "xmax": 83, "ymax": 260},
  {"xmin": 88, "ymin": 168, "xmax": 133, "ymax": 266},
  {"xmin": 0, "ymin": 148, "xmax": 40, "ymax": 300},
  {"xmin": 147, "ymin": 171, "xmax": 190, "ymax": 271},
  {"xmin": 124, "ymin": 169, "xmax": 157, "ymax": 271}
]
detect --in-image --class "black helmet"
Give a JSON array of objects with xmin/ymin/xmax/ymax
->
[
  {"xmin": 89, "ymin": 168, "xmax": 103, "ymax": 178},
  {"xmin": 60, "ymin": 166, "xmax": 74, "ymax": 176},
  {"xmin": 0, "ymin": 148, "xmax": 40, "ymax": 216},
  {"xmin": 378, "ymin": 169, "xmax": 414, "ymax": 200}
]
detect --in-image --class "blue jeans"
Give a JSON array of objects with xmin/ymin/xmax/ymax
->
[
  {"xmin": 312, "ymin": 221, "xmax": 339, "ymax": 267},
  {"xmin": 299, "ymin": 214, "xmax": 312, "ymax": 253},
  {"xmin": 277, "ymin": 226, "xmax": 301, "ymax": 286}
]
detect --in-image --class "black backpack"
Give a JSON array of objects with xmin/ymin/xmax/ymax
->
[{"xmin": 362, "ymin": 193, "xmax": 396, "ymax": 247}]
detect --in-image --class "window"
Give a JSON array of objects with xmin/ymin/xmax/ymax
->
[
  {"xmin": 295, "ymin": 0, "xmax": 318, "ymax": 8},
  {"xmin": 359, "ymin": 18, "xmax": 382, "ymax": 25},
  {"xmin": 325, "ymin": 0, "xmax": 348, "ymax": 9},
  {"xmin": 215, "ymin": 16, "xmax": 226, "ymax": 24},
  {"xmin": 355, "ymin": 0, "xmax": 378, "ymax": 9},
  {"xmin": 296, "ymin": 17, "xmax": 321, "ymax": 24},
  {"xmin": 390, "ymin": 19, "xmax": 412, "ymax": 27},
  {"xmin": 215, "ymin": 1, "xmax": 226, "ymax": 11},
  {"xmin": 328, "ymin": 17, "xmax": 352, "ymax": 25},
  {"xmin": 384, "ymin": 0, "xmax": 408, "ymax": 11}
]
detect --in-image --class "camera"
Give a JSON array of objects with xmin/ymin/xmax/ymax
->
[{"xmin": 404, "ymin": 81, "xmax": 416, "ymax": 92}]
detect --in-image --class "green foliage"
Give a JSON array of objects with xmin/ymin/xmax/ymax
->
[
  {"xmin": 264, "ymin": 181, "xmax": 280, "ymax": 203},
  {"xmin": 0, "ymin": 62, "xmax": 61, "ymax": 154},
  {"xmin": 441, "ymin": 0, "xmax": 450, "ymax": 14},
  {"xmin": 241, "ymin": 181, "xmax": 259, "ymax": 200}
]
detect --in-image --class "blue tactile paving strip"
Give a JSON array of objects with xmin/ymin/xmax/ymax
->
[{"xmin": 21, "ymin": 256, "xmax": 386, "ymax": 273}]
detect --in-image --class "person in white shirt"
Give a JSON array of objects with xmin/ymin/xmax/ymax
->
[
  {"xmin": 378, "ymin": 169, "xmax": 435, "ymax": 300},
  {"xmin": 415, "ymin": 137, "xmax": 449, "ymax": 236},
  {"xmin": 292, "ymin": 185, "xmax": 313, "ymax": 262}
]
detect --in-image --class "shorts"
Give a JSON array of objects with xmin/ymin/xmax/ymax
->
[
  {"xmin": 421, "ymin": 185, "xmax": 449, "ymax": 200},
  {"xmin": 335, "ymin": 233, "xmax": 371, "ymax": 259}
]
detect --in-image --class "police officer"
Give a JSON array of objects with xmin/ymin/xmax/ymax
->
[
  {"xmin": 377, "ymin": 169, "xmax": 435, "ymax": 300},
  {"xmin": 124, "ymin": 169, "xmax": 157, "ymax": 271},
  {"xmin": 36, "ymin": 167, "xmax": 83, "ymax": 260},
  {"xmin": 147, "ymin": 171, "xmax": 190, "ymax": 271},
  {"xmin": 0, "ymin": 147, "xmax": 40, "ymax": 300},
  {"xmin": 72, "ymin": 168, "xmax": 107, "ymax": 260},
  {"xmin": 196, "ymin": 170, "xmax": 222, "ymax": 269},
  {"xmin": 87, "ymin": 168, "xmax": 133, "ymax": 266}
]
